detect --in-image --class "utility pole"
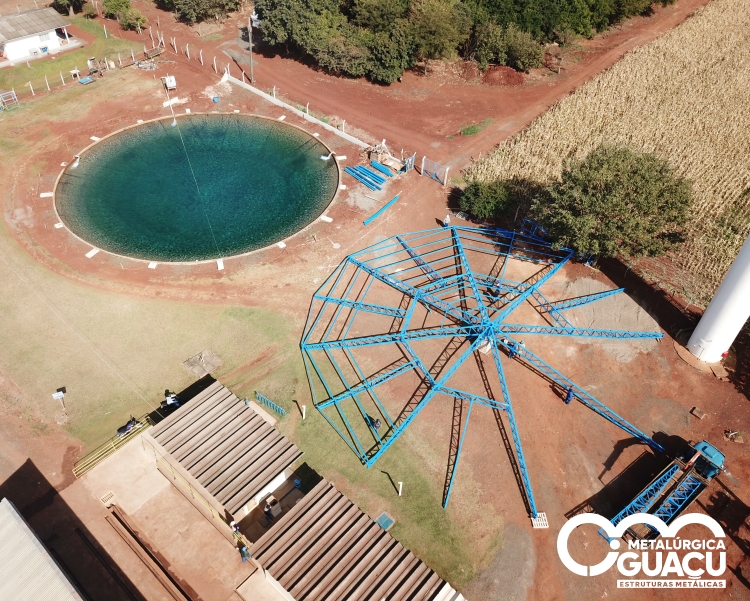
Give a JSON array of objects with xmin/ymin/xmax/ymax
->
[{"xmin": 248, "ymin": 18, "xmax": 254, "ymax": 83}]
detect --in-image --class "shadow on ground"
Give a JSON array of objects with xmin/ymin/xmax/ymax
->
[{"xmin": 0, "ymin": 460, "xmax": 144, "ymax": 601}]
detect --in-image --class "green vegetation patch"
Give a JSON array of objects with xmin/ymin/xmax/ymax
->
[
  {"xmin": 0, "ymin": 16, "xmax": 141, "ymax": 93},
  {"xmin": 460, "ymin": 118, "xmax": 492, "ymax": 136}
]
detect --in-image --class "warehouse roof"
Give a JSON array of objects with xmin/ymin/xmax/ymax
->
[
  {"xmin": 0, "ymin": 8, "xmax": 69, "ymax": 44},
  {"xmin": 148, "ymin": 381, "xmax": 302, "ymax": 515},
  {"xmin": 250, "ymin": 479, "xmax": 466, "ymax": 601},
  {"xmin": 0, "ymin": 498, "xmax": 84, "ymax": 600}
]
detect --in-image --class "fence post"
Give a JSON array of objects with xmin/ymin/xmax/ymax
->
[
  {"xmin": 443, "ymin": 167, "xmax": 449, "ymax": 186},
  {"xmin": 103, "ymin": 24, "xmax": 107, "ymax": 38},
  {"xmin": 28, "ymin": 81, "xmax": 34, "ymax": 96},
  {"xmin": 186, "ymin": 44, "xmax": 189, "ymax": 60},
  {"xmin": 199, "ymin": 49, "xmax": 203, "ymax": 65},
  {"xmin": 341, "ymin": 120, "xmax": 345, "ymax": 133},
  {"xmin": 131, "ymin": 49, "xmax": 135, "ymax": 62},
  {"xmin": 45, "ymin": 75, "xmax": 49, "ymax": 91},
  {"xmin": 213, "ymin": 56, "xmax": 217, "ymax": 73},
  {"xmin": 272, "ymin": 86, "xmax": 276, "ymax": 98},
  {"xmin": 118, "ymin": 53, "xmax": 122, "ymax": 67},
  {"xmin": 421, "ymin": 156, "xmax": 425, "ymax": 176},
  {"xmin": 149, "ymin": 27, "xmax": 154, "ymax": 47},
  {"xmin": 60, "ymin": 71, "xmax": 65, "ymax": 85}
]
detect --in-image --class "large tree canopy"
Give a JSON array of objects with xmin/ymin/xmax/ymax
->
[
  {"xmin": 532, "ymin": 146, "xmax": 692, "ymax": 259},
  {"xmin": 251, "ymin": 0, "xmax": 673, "ymax": 83}
]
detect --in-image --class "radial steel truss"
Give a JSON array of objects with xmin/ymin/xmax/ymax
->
[{"xmin": 301, "ymin": 226, "xmax": 665, "ymax": 517}]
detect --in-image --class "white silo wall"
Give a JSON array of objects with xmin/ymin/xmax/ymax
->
[{"xmin": 688, "ymin": 233, "xmax": 750, "ymax": 362}]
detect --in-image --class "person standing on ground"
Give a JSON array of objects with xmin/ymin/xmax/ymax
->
[
  {"xmin": 564, "ymin": 386, "xmax": 574, "ymax": 405},
  {"xmin": 444, "ymin": 214, "xmax": 451, "ymax": 227}
]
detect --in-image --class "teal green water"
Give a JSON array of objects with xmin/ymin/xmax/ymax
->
[{"xmin": 56, "ymin": 115, "xmax": 339, "ymax": 261}]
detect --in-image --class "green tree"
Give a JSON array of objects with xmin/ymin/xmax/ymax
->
[
  {"xmin": 504, "ymin": 23, "xmax": 543, "ymax": 71},
  {"xmin": 102, "ymin": 0, "xmax": 129, "ymax": 18},
  {"xmin": 410, "ymin": 0, "xmax": 472, "ymax": 60},
  {"xmin": 351, "ymin": 0, "xmax": 408, "ymax": 32},
  {"xmin": 368, "ymin": 20, "xmax": 414, "ymax": 83},
  {"xmin": 471, "ymin": 21, "xmax": 506, "ymax": 70},
  {"xmin": 117, "ymin": 6, "xmax": 147, "ymax": 30},
  {"xmin": 459, "ymin": 180, "xmax": 517, "ymax": 220},
  {"xmin": 82, "ymin": 2, "xmax": 98, "ymax": 18},
  {"xmin": 532, "ymin": 146, "xmax": 692, "ymax": 258},
  {"xmin": 172, "ymin": 0, "xmax": 242, "ymax": 23}
]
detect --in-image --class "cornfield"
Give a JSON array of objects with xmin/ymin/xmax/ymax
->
[{"xmin": 465, "ymin": 0, "xmax": 750, "ymax": 306}]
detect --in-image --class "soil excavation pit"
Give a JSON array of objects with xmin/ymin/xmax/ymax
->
[{"xmin": 55, "ymin": 114, "xmax": 339, "ymax": 262}]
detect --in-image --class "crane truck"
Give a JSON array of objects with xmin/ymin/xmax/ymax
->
[{"xmin": 600, "ymin": 440, "xmax": 725, "ymax": 542}]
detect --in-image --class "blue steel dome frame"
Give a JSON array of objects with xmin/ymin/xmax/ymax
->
[{"xmin": 301, "ymin": 226, "xmax": 665, "ymax": 518}]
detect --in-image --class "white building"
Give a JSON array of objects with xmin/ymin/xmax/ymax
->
[{"xmin": 0, "ymin": 8, "xmax": 73, "ymax": 63}]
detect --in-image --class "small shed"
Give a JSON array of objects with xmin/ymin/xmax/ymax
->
[
  {"xmin": 250, "ymin": 479, "xmax": 467, "ymax": 601},
  {"xmin": 143, "ymin": 380, "xmax": 302, "ymax": 525},
  {"xmin": 0, "ymin": 8, "xmax": 71, "ymax": 62},
  {"xmin": 0, "ymin": 498, "xmax": 84, "ymax": 600}
]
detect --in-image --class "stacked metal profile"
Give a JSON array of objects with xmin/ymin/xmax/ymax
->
[
  {"xmin": 301, "ymin": 226, "xmax": 664, "ymax": 516},
  {"xmin": 250, "ymin": 479, "xmax": 465, "ymax": 601},
  {"xmin": 147, "ymin": 381, "xmax": 302, "ymax": 516}
]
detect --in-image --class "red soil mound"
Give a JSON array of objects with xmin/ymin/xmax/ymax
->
[{"xmin": 483, "ymin": 65, "xmax": 525, "ymax": 86}]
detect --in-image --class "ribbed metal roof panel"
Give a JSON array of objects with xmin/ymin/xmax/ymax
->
[
  {"xmin": 0, "ymin": 498, "xmax": 83, "ymax": 601},
  {"xmin": 149, "ymin": 381, "xmax": 302, "ymax": 515},
  {"xmin": 0, "ymin": 8, "xmax": 69, "ymax": 43}
]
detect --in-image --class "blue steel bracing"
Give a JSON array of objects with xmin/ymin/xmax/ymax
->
[
  {"xmin": 497, "ymin": 324, "xmax": 663, "ymax": 340},
  {"xmin": 312, "ymin": 294, "xmax": 407, "ymax": 318},
  {"xmin": 504, "ymin": 342, "xmax": 665, "ymax": 453},
  {"xmin": 549, "ymin": 288, "xmax": 626, "ymax": 311},
  {"xmin": 304, "ymin": 325, "xmax": 476, "ymax": 351},
  {"xmin": 443, "ymin": 399, "xmax": 473, "ymax": 508},
  {"xmin": 652, "ymin": 473, "xmax": 705, "ymax": 524},
  {"xmin": 396, "ymin": 235, "xmax": 441, "ymax": 282},
  {"xmin": 302, "ymin": 226, "xmax": 666, "ymax": 516},
  {"xmin": 489, "ymin": 337, "xmax": 539, "ymax": 518},
  {"xmin": 364, "ymin": 336, "xmax": 485, "ymax": 467},
  {"xmin": 316, "ymin": 360, "xmax": 418, "ymax": 409},
  {"xmin": 598, "ymin": 463, "xmax": 681, "ymax": 542},
  {"xmin": 451, "ymin": 228, "xmax": 490, "ymax": 322},
  {"xmin": 348, "ymin": 256, "xmax": 476, "ymax": 324},
  {"xmin": 531, "ymin": 290, "xmax": 573, "ymax": 328}
]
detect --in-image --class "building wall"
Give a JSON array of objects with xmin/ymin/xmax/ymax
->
[{"xmin": 4, "ymin": 30, "xmax": 61, "ymax": 61}]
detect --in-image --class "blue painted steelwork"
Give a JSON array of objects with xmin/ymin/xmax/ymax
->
[
  {"xmin": 597, "ymin": 464, "xmax": 680, "ymax": 542},
  {"xmin": 652, "ymin": 474, "xmax": 705, "ymax": 524},
  {"xmin": 547, "ymin": 288, "xmax": 626, "ymax": 311},
  {"xmin": 254, "ymin": 392, "xmax": 287, "ymax": 416},
  {"xmin": 364, "ymin": 196, "xmax": 400, "ymax": 226},
  {"xmin": 301, "ymin": 226, "xmax": 665, "ymax": 516}
]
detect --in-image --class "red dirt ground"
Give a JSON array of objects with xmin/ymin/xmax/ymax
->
[
  {"xmin": 3, "ymin": 0, "xmax": 748, "ymax": 599},
  {"xmin": 483, "ymin": 65, "xmax": 525, "ymax": 87}
]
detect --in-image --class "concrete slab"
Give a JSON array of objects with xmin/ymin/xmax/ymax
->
[
  {"xmin": 81, "ymin": 435, "xmax": 170, "ymax": 515},
  {"xmin": 133, "ymin": 485, "xmax": 255, "ymax": 601},
  {"xmin": 236, "ymin": 569, "xmax": 287, "ymax": 601}
]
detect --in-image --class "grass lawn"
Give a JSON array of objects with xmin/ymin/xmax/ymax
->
[
  {"xmin": 0, "ymin": 74, "xmax": 503, "ymax": 591},
  {"xmin": 0, "ymin": 16, "xmax": 141, "ymax": 93}
]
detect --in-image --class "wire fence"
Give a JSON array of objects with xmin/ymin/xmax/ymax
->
[{"xmin": 421, "ymin": 156, "xmax": 449, "ymax": 186}]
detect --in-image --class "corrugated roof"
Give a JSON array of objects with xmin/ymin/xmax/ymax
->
[
  {"xmin": 0, "ymin": 8, "xmax": 69, "ymax": 43},
  {"xmin": 250, "ymin": 480, "xmax": 466, "ymax": 601},
  {"xmin": 0, "ymin": 498, "xmax": 84, "ymax": 601},
  {"xmin": 149, "ymin": 381, "xmax": 303, "ymax": 515}
]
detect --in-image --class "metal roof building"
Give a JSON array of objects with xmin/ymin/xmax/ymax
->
[
  {"xmin": 250, "ymin": 480, "xmax": 466, "ymax": 601},
  {"xmin": 143, "ymin": 381, "xmax": 303, "ymax": 520},
  {"xmin": 0, "ymin": 498, "xmax": 84, "ymax": 601},
  {"xmin": 0, "ymin": 8, "xmax": 68, "ymax": 43}
]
